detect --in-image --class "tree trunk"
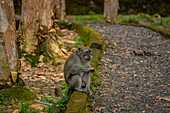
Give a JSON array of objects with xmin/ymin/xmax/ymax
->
[
  {"xmin": 0, "ymin": 0, "xmax": 18, "ymax": 87},
  {"xmin": 20, "ymin": 0, "xmax": 52, "ymax": 54},
  {"xmin": 19, "ymin": 0, "xmax": 67, "ymax": 64},
  {"xmin": 51, "ymin": 0, "xmax": 66, "ymax": 21},
  {"xmin": 104, "ymin": 0, "xmax": 119, "ymax": 24}
]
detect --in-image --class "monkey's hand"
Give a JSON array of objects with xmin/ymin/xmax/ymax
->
[
  {"xmin": 85, "ymin": 67, "xmax": 95, "ymax": 73},
  {"xmin": 90, "ymin": 67, "xmax": 95, "ymax": 73}
]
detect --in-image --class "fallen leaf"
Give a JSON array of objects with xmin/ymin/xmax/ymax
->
[
  {"xmin": 117, "ymin": 104, "xmax": 121, "ymax": 107},
  {"xmin": 159, "ymin": 97, "xmax": 170, "ymax": 102}
]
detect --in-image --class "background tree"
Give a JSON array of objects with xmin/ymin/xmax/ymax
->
[
  {"xmin": 51, "ymin": 0, "xmax": 66, "ymax": 21},
  {"xmin": 104, "ymin": 0, "xmax": 119, "ymax": 24},
  {"xmin": 0, "ymin": 0, "xmax": 18, "ymax": 88}
]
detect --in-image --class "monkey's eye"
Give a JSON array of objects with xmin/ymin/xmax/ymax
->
[{"xmin": 85, "ymin": 51, "xmax": 89, "ymax": 54}]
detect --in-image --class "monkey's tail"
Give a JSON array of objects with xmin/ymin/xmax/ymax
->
[{"xmin": 33, "ymin": 100, "xmax": 59, "ymax": 108}]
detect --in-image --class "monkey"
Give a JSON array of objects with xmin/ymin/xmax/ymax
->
[
  {"xmin": 33, "ymin": 46, "xmax": 95, "ymax": 106},
  {"xmin": 64, "ymin": 46, "xmax": 95, "ymax": 102}
]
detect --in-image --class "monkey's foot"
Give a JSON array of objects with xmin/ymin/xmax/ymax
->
[
  {"xmin": 74, "ymin": 88, "xmax": 89, "ymax": 94},
  {"xmin": 87, "ymin": 89, "xmax": 92, "ymax": 97}
]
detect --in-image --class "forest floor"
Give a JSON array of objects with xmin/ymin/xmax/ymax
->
[
  {"xmin": 87, "ymin": 23, "xmax": 170, "ymax": 113},
  {"xmin": 19, "ymin": 29, "xmax": 80, "ymax": 112},
  {"xmin": 1, "ymin": 29, "xmax": 80, "ymax": 113},
  {"xmin": 20, "ymin": 29, "xmax": 79, "ymax": 101},
  {"xmin": 1, "ymin": 15, "xmax": 169, "ymax": 112}
]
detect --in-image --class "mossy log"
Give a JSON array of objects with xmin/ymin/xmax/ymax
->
[{"xmin": 65, "ymin": 91, "xmax": 88, "ymax": 113}]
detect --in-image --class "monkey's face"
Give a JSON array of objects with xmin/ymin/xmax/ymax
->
[
  {"xmin": 77, "ymin": 46, "xmax": 92, "ymax": 61},
  {"xmin": 82, "ymin": 48, "xmax": 92, "ymax": 61}
]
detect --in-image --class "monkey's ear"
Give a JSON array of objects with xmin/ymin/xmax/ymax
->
[
  {"xmin": 77, "ymin": 46, "xmax": 81, "ymax": 55},
  {"xmin": 89, "ymin": 49, "xmax": 92, "ymax": 53},
  {"xmin": 77, "ymin": 46, "xmax": 81, "ymax": 50}
]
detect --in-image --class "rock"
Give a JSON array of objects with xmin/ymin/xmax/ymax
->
[
  {"xmin": 39, "ymin": 76, "xmax": 46, "ymax": 80},
  {"xmin": 24, "ymin": 76, "xmax": 29, "ymax": 80},
  {"xmin": 153, "ymin": 14, "xmax": 161, "ymax": 19}
]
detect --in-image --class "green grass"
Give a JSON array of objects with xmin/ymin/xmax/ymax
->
[
  {"xmin": 120, "ymin": 17, "xmax": 139, "ymax": 24},
  {"xmin": 67, "ymin": 13, "xmax": 170, "ymax": 32},
  {"xmin": 67, "ymin": 15, "xmax": 103, "ymax": 23},
  {"xmin": 68, "ymin": 11, "xmax": 103, "ymax": 23},
  {"xmin": 160, "ymin": 18, "xmax": 170, "ymax": 26},
  {"xmin": 138, "ymin": 13, "xmax": 153, "ymax": 20},
  {"xmin": 20, "ymin": 102, "xmax": 36, "ymax": 113},
  {"xmin": 39, "ymin": 82, "xmax": 68, "ymax": 113}
]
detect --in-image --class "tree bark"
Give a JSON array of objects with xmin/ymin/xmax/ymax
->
[
  {"xmin": 0, "ymin": 0, "xmax": 18, "ymax": 79},
  {"xmin": 0, "ymin": 0, "xmax": 18, "ymax": 86},
  {"xmin": 104, "ymin": 0, "xmax": 119, "ymax": 24},
  {"xmin": 19, "ymin": 0, "xmax": 67, "ymax": 63},
  {"xmin": 20, "ymin": 0, "xmax": 52, "ymax": 54},
  {"xmin": 51, "ymin": 0, "xmax": 66, "ymax": 21}
]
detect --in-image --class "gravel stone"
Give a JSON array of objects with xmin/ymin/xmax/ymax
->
[{"xmin": 87, "ymin": 23, "xmax": 170, "ymax": 113}]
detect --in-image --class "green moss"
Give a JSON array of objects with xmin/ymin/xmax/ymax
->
[
  {"xmin": 24, "ymin": 100, "xmax": 35, "ymax": 106},
  {"xmin": 65, "ymin": 91, "xmax": 88, "ymax": 113},
  {"xmin": 122, "ymin": 23, "xmax": 170, "ymax": 40},
  {"xmin": 59, "ymin": 22, "xmax": 95, "ymax": 47},
  {"xmin": 24, "ymin": 54, "xmax": 40, "ymax": 67},
  {"xmin": 12, "ymin": 104, "xmax": 18, "ymax": 109},
  {"xmin": 56, "ymin": 30, "xmax": 64, "ymax": 37},
  {"xmin": 147, "ymin": 26, "xmax": 170, "ymax": 39},
  {"xmin": 92, "ymin": 74, "xmax": 100, "ymax": 84},
  {"xmin": 90, "ymin": 49, "xmax": 101, "ymax": 68},
  {"xmin": 0, "ymin": 86, "xmax": 37, "ymax": 104}
]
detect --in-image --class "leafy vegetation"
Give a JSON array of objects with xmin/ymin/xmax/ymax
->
[
  {"xmin": 19, "ymin": 102, "xmax": 36, "ymax": 113},
  {"xmin": 120, "ymin": 17, "xmax": 139, "ymax": 24},
  {"xmin": 73, "ymin": 37, "xmax": 84, "ymax": 47},
  {"xmin": 0, "ymin": 93, "xmax": 10, "ymax": 110},
  {"xmin": 24, "ymin": 55, "xmax": 41, "ymax": 67},
  {"xmin": 38, "ymin": 82, "xmax": 68, "ymax": 112},
  {"xmin": 68, "ymin": 11, "xmax": 103, "ymax": 23}
]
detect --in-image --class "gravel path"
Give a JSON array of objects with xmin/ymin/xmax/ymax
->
[{"xmin": 87, "ymin": 23, "xmax": 170, "ymax": 113}]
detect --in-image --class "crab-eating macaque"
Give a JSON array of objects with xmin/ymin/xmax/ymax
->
[{"xmin": 64, "ymin": 46, "xmax": 95, "ymax": 102}]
